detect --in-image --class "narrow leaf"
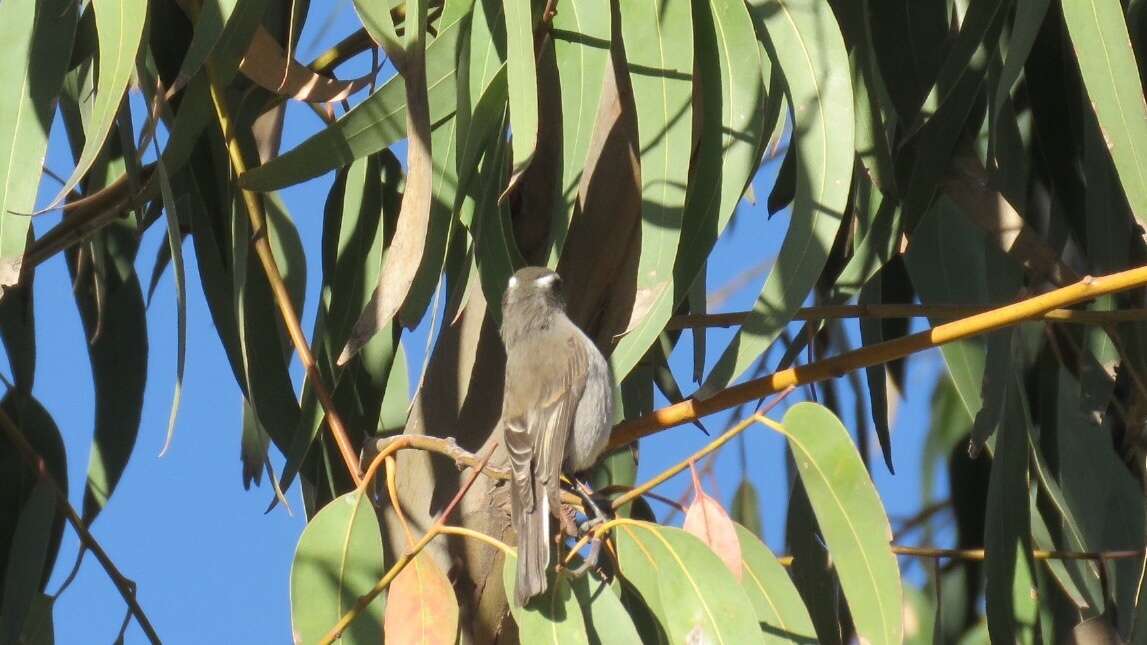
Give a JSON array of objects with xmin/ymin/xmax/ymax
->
[
  {"xmin": 609, "ymin": 0, "xmax": 694, "ymax": 380},
  {"xmin": 502, "ymin": 554, "xmax": 590, "ymax": 644},
  {"xmin": 701, "ymin": 0, "xmax": 853, "ymax": 394},
  {"xmin": 39, "ymin": 0, "xmax": 147, "ymax": 212},
  {"xmin": 1062, "ymin": 0, "xmax": 1147, "ymax": 226},
  {"xmin": 0, "ymin": 0, "xmax": 77, "ymax": 290},
  {"xmin": 502, "ymin": 0, "xmax": 539, "ymax": 186}
]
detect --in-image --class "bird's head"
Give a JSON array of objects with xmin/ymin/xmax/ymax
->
[{"xmin": 501, "ymin": 267, "xmax": 566, "ymax": 341}]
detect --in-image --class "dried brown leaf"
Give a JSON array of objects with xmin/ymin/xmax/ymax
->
[
  {"xmin": 239, "ymin": 26, "xmax": 373, "ymax": 103},
  {"xmin": 682, "ymin": 464, "xmax": 743, "ymax": 581},
  {"xmin": 384, "ymin": 551, "xmax": 459, "ymax": 645}
]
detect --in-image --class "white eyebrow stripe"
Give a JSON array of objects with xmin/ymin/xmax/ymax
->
[{"xmin": 535, "ymin": 273, "xmax": 558, "ymax": 286}]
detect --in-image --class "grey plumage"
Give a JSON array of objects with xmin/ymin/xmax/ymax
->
[{"xmin": 500, "ymin": 267, "xmax": 614, "ymax": 606}]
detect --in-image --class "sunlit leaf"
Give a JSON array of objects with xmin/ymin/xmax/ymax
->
[
  {"xmin": 502, "ymin": 0, "xmax": 538, "ymax": 185},
  {"xmin": 290, "ymin": 491, "xmax": 386, "ymax": 644},
  {"xmin": 1062, "ymin": 0, "xmax": 1147, "ymax": 227},
  {"xmin": 608, "ymin": 0, "xmax": 693, "ymax": 381},
  {"xmin": 734, "ymin": 523, "xmax": 816, "ymax": 642},
  {"xmin": 0, "ymin": 0, "xmax": 77, "ymax": 290},
  {"xmin": 39, "ymin": 0, "xmax": 147, "ymax": 212},
  {"xmin": 239, "ymin": 26, "xmax": 373, "ymax": 103},
  {"xmin": 775, "ymin": 403, "xmax": 902, "ymax": 645},
  {"xmin": 615, "ymin": 521, "xmax": 764, "ymax": 644}
]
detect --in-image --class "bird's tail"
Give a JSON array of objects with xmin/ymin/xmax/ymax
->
[{"xmin": 515, "ymin": 490, "xmax": 551, "ymax": 606}]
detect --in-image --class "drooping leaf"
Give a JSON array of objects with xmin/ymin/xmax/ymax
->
[
  {"xmin": 983, "ymin": 375, "xmax": 1031, "ymax": 644},
  {"xmin": 546, "ymin": 0, "xmax": 611, "ymax": 259},
  {"xmin": 0, "ymin": 0, "xmax": 77, "ymax": 290},
  {"xmin": 730, "ymin": 480, "xmax": 763, "ymax": 539},
  {"xmin": 384, "ymin": 551, "xmax": 458, "ymax": 645},
  {"xmin": 339, "ymin": 0, "xmax": 435, "ymax": 363},
  {"xmin": 0, "ymin": 392, "xmax": 67, "ymax": 615},
  {"xmin": 503, "ymin": 554, "xmax": 590, "ymax": 644},
  {"xmin": 608, "ymin": 0, "xmax": 693, "ymax": 381},
  {"xmin": 39, "ymin": 0, "xmax": 147, "ymax": 212},
  {"xmin": 775, "ymin": 403, "xmax": 902, "ymax": 645},
  {"xmin": 0, "ymin": 279, "xmax": 36, "ymax": 394},
  {"xmin": 615, "ymin": 521, "xmax": 764, "ymax": 644},
  {"xmin": 734, "ymin": 523, "xmax": 816, "ymax": 642},
  {"xmin": 1061, "ymin": 0, "xmax": 1147, "ymax": 227},
  {"xmin": 502, "ymin": 0, "xmax": 538, "ymax": 186},
  {"xmin": 0, "ymin": 479, "xmax": 54, "ymax": 645},
  {"xmin": 171, "ymin": 0, "xmax": 241, "ymax": 90},
  {"xmin": 701, "ymin": 0, "xmax": 853, "ymax": 394},
  {"xmin": 290, "ymin": 490, "xmax": 386, "ymax": 644}
]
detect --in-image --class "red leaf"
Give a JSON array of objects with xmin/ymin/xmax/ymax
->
[
  {"xmin": 682, "ymin": 463, "xmax": 743, "ymax": 581},
  {"xmin": 384, "ymin": 552, "xmax": 458, "ymax": 644}
]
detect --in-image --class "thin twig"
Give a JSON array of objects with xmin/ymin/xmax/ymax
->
[
  {"xmin": 0, "ymin": 408, "xmax": 161, "ymax": 644},
  {"xmin": 611, "ymin": 267, "xmax": 1147, "ymax": 449},
  {"xmin": 319, "ymin": 445, "xmax": 496, "ymax": 644},
  {"xmin": 610, "ymin": 389, "xmax": 794, "ymax": 512},
  {"xmin": 206, "ymin": 69, "xmax": 362, "ymax": 484}
]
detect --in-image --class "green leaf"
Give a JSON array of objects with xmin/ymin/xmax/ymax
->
[
  {"xmin": 570, "ymin": 574, "xmax": 642, "ymax": 645},
  {"xmin": 502, "ymin": 0, "xmax": 538, "ymax": 184},
  {"xmin": 0, "ymin": 0, "xmax": 77, "ymax": 288},
  {"xmin": 776, "ymin": 403, "xmax": 902, "ymax": 645},
  {"xmin": 0, "ymin": 392, "xmax": 67, "ymax": 618},
  {"xmin": 615, "ymin": 521, "xmax": 765, "ymax": 644},
  {"xmin": 39, "ymin": 0, "xmax": 147, "ymax": 212},
  {"xmin": 0, "ymin": 479, "xmax": 54, "ymax": 645},
  {"xmin": 68, "ymin": 226, "xmax": 148, "ymax": 525},
  {"xmin": 0, "ymin": 280, "xmax": 36, "ymax": 394},
  {"xmin": 660, "ymin": 0, "xmax": 767, "ymax": 337},
  {"xmin": 1061, "ymin": 0, "xmax": 1147, "ymax": 227},
  {"xmin": 992, "ymin": 0, "xmax": 1050, "ymax": 120},
  {"xmin": 171, "ymin": 0, "xmax": 242, "ymax": 89},
  {"xmin": 239, "ymin": 13, "xmax": 467, "ymax": 191},
  {"xmin": 503, "ymin": 554, "xmax": 590, "ymax": 644},
  {"xmin": 546, "ymin": 0, "xmax": 611, "ymax": 259},
  {"xmin": 701, "ymin": 0, "xmax": 853, "ymax": 394},
  {"xmin": 983, "ymin": 375, "xmax": 1031, "ymax": 644},
  {"xmin": 290, "ymin": 490, "xmax": 386, "ymax": 644},
  {"xmin": 608, "ymin": 0, "xmax": 693, "ymax": 381},
  {"xmin": 354, "ymin": 0, "xmax": 403, "ymax": 63},
  {"xmin": 734, "ymin": 523, "xmax": 816, "ymax": 642},
  {"xmin": 730, "ymin": 480, "xmax": 763, "ymax": 538}
]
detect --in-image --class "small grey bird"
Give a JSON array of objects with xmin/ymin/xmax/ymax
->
[{"xmin": 500, "ymin": 266, "xmax": 614, "ymax": 606}]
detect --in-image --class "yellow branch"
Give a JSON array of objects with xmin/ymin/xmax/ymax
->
[{"xmin": 611, "ymin": 267, "xmax": 1147, "ymax": 449}]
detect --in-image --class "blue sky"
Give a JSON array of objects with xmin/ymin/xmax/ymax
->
[{"xmin": 20, "ymin": 3, "xmax": 950, "ymax": 642}]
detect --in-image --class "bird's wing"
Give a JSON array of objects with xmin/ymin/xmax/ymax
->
[{"xmin": 503, "ymin": 329, "xmax": 589, "ymax": 517}]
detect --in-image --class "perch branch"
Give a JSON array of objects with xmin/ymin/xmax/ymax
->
[{"xmin": 611, "ymin": 266, "xmax": 1147, "ymax": 449}]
